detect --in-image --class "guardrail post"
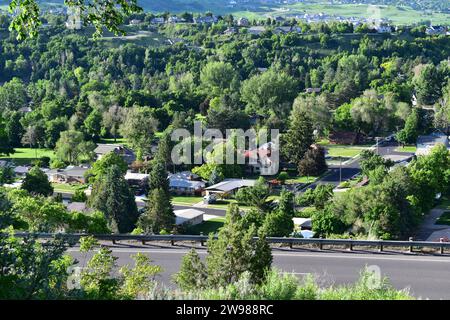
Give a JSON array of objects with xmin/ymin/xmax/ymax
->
[
  {"xmin": 440, "ymin": 238, "xmax": 444, "ymax": 254},
  {"xmin": 289, "ymin": 239, "xmax": 293, "ymax": 249},
  {"xmin": 141, "ymin": 239, "xmax": 146, "ymax": 245},
  {"xmin": 348, "ymin": 241, "xmax": 353, "ymax": 251},
  {"xmin": 112, "ymin": 239, "xmax": 116, "ymax": 245},
  {"xmin": 200, "ymin": 232, "xmax": 205, "ymax": 246},
  {"xmin": 409, "ymin": 237, "xmax": 414, "ymax": 253},
  {"xmin": 379, "ymin": 240, "xmax": 383, "ymax": 252},
  {"xmin": 171, "ymin": 233, "xmax": 175, "ymax": 246},
  {"xmin": 319, "ymin": 236, "xmax": 323, "ymax": 250}
]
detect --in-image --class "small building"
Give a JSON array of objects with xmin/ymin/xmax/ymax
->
[
  {"xmin": 194, "ymin": 16, "xmax": 218, "ymax": 24},
  {"xmin": 129, "ymin": 19, "xmax": 142, "ymax": 25},
  {"xmin": 223, "ymin": 27, "xmax": 237, "ymax": 35},
  {"xmin": 174, "ymin": 208, "xmax": 204, "ymax": 226},
  {"xmin": 66, "ymin": 202, "xmax": 92, "ymax": 214},
  {"xmin": 374, "ymin": 25, "xmax": 392, "ymax": 33},
  {"xmin": 205, "ymin": 179, "xmax": 256, "ymax": 197},
  {"xmin": 46, "ymin": 166, "xmax": 89, "ymax": 184},
  {"xmin": 150, "ymin": 17, "xmax": 165, "ymax": 24},
  {"xmin": 18, "ymin": 106, "xmax": 32, "ymax": 113},
  {"xmin": 94, "ymin": 144, "xmax": 136, "ymax": 165},
  {"xmin": 248, "ymin": 26, "xmax": 266, "ymax": 35},
  {"xmin": 237, "ymin": 17, "xmax": 250, "ymax": 27},
  {"xmin": 416, "ymin": 132, "xmax": 450, "ymax": 156},
  {"xmin": 125, "ymin": 171, "xmax": 149, "ymax": 195},
  {"xmin": 13, "ymin": 166, "xmax": 30, "ymax": 176},
  {"xmin": 329, "ymin": 131, "xmax": 365, "ymax": 145},
  {"xmin": 305, "ymin": 87, "xmax": 321, "ymax": 94},
  {"xmin": 426, "ymin": 26, "xmax": 447, "ymax": 36}
]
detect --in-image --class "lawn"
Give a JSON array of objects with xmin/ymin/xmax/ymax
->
[
  {"xmin": 325, "ymin": 145, "xmax": 368, "ymax": 158},
  {"xmin": 396, "ymin": 146, "xmax": 417, "ymax": 153},
  {"xmin": 207, "ymin": 199, "xmax": 252, "ymax": 211},
  {"xmin": 317, "ymin": 139, "xmax": 370, "ymax": 158},
  {"xmin": 172, "ymin": 196, "xmax": 203, "ymax": 205},
  {"xmin": 1, "ymin": 148, "xmax": 56, "ymax": 165},
  {"xmin": 185, "ymin": 217, "xmax": 225, "ymax": 235},
  {"xmin": 52, "ymin": 183, "xmax": 83, "ymax": 193},
  {"xmin": 436, "ymin": 212, "xmax": 450, "ymax": 226},
  {"xmin": 286, "ymin": 176, "xmax": 318, "ymax": 184}
]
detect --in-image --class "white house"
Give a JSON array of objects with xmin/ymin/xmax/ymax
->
[
  {"xmin": 237, "ymin": 17, "xmax": 250, "ymax": 27},
  {"xmin": 205, "ymin": 179, "xmax": 256, "ymax": 197},
  {"xmin": 416, "ymin": 132, "xmax": 450, "ymax": 156}
]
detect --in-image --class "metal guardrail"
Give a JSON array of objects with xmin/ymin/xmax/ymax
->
[{"xmin": 11, "ymin": 232, "xmax": 450, "ymax": 254}]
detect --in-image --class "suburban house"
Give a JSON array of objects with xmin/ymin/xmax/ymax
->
[
  {"xmin": 150, "ymin": 17, "xmax": 165, "ymax": 24},
  {"xmin": 66, "ymin": 202, "xmax": 92, "ymax": 214},
  {"xmin": 129, "ymin": 19, "xmax": 142, "ymax": 25},
  {"xmin": 237, "ymin": 17, "xmax": 250, "ymax": 27},
  {"xmin": 426, "ymin": 26, "xmax": 447, "ymax": 36},
  {"xmin": 94, "ymin": 144, "xmax": 136, "ymax": 165},
  {"xmin": 46, "ymin": 166, "xmax": 89, "ymax": 184},
  {"xmin": 169, "ymin": 176, "xmax": 206, "ymax": 195},
  {"xmin": 416, "ymin": 132, "xmax": 450, "ymax": 156},
  {"xmin": 125, "ymin": 171, "xmax": 149, "ymax": 194},
  {"xmin": 205, "ymin": 179, "xmax": 256, "ymax": 197},
  {"xmin": 174, "ymin": 208, "xmax": 204, "ymax": 226},
  {"xmin": 194, "ymin": 16, "xmax": 218, "ymax": 24},
  {"xmin": 244, "ymin": 142, "xmax": 276, "ymax": 175},
  {"xmin": 248, "ymin": 26, "xmax": 266, "ymax": 35}
]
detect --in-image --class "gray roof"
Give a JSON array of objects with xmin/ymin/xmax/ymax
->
[
  {"xmin": 46, "ymin": 166, "xmax": 89, "ymax": 178},
  {"xmin": 205, "ymin": 179, "xmax": 256, "ymax": 193},
  {"xmin": 417, "ymin": 133, "xmax": 449, "ymax": 147},
  {"xmin": 169, "ymin": 178, "xmax": 205, "ymax": 190},
  {"xmin": 94, "ymin": 144, "xmax": 123, "ymax": 155}
]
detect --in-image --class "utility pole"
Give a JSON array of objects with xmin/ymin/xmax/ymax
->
[{"xmin": 339, "ymin": 156, "xmax": 342, "ymax": 184}]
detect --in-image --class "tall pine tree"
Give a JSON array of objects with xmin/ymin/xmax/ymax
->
[
  {"xmin": 90, "ymin": 165, "xmax": 138, "ymax": 233},
  {"xmin": 282, "ymin": 105, "xmax": 314, "ymax": 164}
]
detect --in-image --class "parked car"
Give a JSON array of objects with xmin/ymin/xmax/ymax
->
[{"xmin": 203, "ymin": 194, "xmax": 217, "ymax": 204}]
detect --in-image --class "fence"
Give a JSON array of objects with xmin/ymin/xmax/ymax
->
[{"xmin": 11, "ymin": 232, "xmax": 450, "ymax": 254}]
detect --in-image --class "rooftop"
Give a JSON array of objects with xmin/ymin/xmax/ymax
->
[{"xmin": 205, "ymin": 179, "xmax": 256, "ymax": 193}]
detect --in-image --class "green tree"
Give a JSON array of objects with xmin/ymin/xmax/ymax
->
[
  {"xmin": 396, "ymin": 109, "xmax": 419, "ymax": 145},
  {"xmin": 298, "ymin": 145, "xmax": 328, "ymax": 177},
  {"xmin": 55, "ymin": 130, "xmax": 96, "ymax": 165},
  {"xmin": 262, "ymin": 190, "xmax": 295, "ymax": 237},
  {"xmin": 241, "ymin": 69, "xmax": 298, "ymax": 115},
  {"xmin": 282, "ymin": 105, "xmax": 314, "ymax": 165},
  {"xmin": 200, "ymin": 61, "xmax": 237, "ymax": 97},
  {"xmin": 138, "ymin": 188, "xmax": 174, "ymax": 234},
  {"xmin": 21, "ymin": 166, "xmax": 53, "ymax": 197},
  {"xmin": 0, "ymin": 230, "xmax": 73, "ymax": 299},
  {"xmin": 120, "ymin": 107, "xmax": 158, "ymax": 154},
  {"xmin": 87, "ymin": 151, "xmax": 128, "ymax": 183},
  {"xmin": 90, "ymin": 165, "xmax": 138, "ymax": 233},
  {"xmin": 235, "ymin": 177, "xmax": 271, "ymax": 212}
]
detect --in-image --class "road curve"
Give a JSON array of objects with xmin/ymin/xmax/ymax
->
[{"xmin": 68, "ymin": 246, "xmax": 450, "ymax": 300}]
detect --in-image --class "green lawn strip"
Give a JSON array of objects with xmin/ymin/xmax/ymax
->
[
  {"xmin": 207, "ymin": 199, "xmax": 252, "ymax": 211},
  {"xmin": 0, "ymin": 148, "xmax": 56, "ymax": 165},
  {"xmin": 286, "ymin": 176, "xmax": 318, "ymax": 184},
  {"xmin": 436, "ymin": 212, "xmax": 450, "ymax": 226},
  {"xmin": 395, "ymin": 146, "xmax": 417, "ymax": 153},
  {"xmin": 172, "ymin": 196, "xmax": 203, "ymax": 205},
  {"xmin": 52, "ymin": 183, "xmax": 84, "ymax": 193},
  {"xmin": 185, "ymin": 217, "xmax": 225, "ymax": 235}
]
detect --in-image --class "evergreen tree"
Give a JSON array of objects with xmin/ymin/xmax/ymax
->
[
  {"xmin": 138, "ymin": 188, "xmax": 174, "ymax": 234},
  {"xmin": 173, "ymin": 249, "xmax": 208, "ymax": 291},
  {"xmin": 90, "ymin": 165, "xmax": 138, "ymax": 233},
  {"xmin": 21, "ymin": 166, "xmax": 53, "ymax": 196},
  {"xmin": 205, "ymin": 204, "xmax": 272, "ymax": 287},
  {"xmin": 298, "ymin": 145, "xmax": 328, "ymax": 177},
  {"xmin": 282, "ymin": 106, "xmax": 314, "ymax": 164},
  {"xmin": 148, "ymin": 158, "xmax": 170, "ymax": 193}
]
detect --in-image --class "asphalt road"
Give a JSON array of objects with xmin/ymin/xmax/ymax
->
[
  {"xmin": 306, "ymin": 141, "xmax": 415, "ymax": 190},
  {"xmin": 68, "ymin": 246, "xmax": 450, "ymax": 300}
]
